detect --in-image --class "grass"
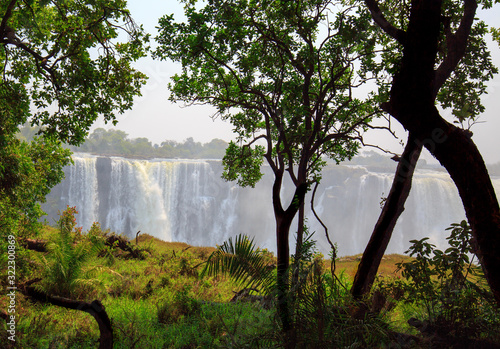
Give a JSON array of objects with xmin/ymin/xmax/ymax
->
[
  {"xmin": 2, "ymin": 229, "xmax": 498, "ymax": 348},
  {"xmin": 335, "ymin": 253, "xmax": 413, "ymax": 280}
]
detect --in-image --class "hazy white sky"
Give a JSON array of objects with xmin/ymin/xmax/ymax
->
[{"xmin": 93, "ymin": 0, "xmax": 500, "ymax": 164}]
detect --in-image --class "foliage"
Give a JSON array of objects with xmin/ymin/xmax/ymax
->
[
  {"xmin": 0, "ymin": 136, "xmax": 71, "ymax": 231},
  {"xmin": 7, "ymin": 226, "xmax": 500, "ymax": 348},
  {"xmin": 202, "ymin": 234, "xmax": 276, "ymax": 295},
  {"xmin": 286, "ymin": 231, "xmax": 391, "ymax": 347},
  {"xmin": 391, "ymin": 221, "xmax": 500, "ymax": 339},
  {"xmin": 156, "ymin": 0, "xmax": 373, "ymax": 187},
  {"xmin": 1, "ymin": 0, "xmax": 148, "ymax": 145},
  {"xmin": 0, "ymin": 136, "xmax": 71, "ymax": 284},
  {"xmin": 0, "ymin": 0, "xmax": 147, "ymax": 256},
  {"xmin": 492, "ymin": 26, "xmax": 500, "ymax": 46},
  {"xmin": 201, "ymin": 230, "xmax": 395, "ymax": 346},
  {"xmin": 358, "ymin": 0, "xmax": 498, "ymax": 125},
  {"xmin": 37, "ymin": 207, "xmax": 103, "ymax": 298},
  {"xmin": 157, "ymin": 284, "xmax": 201, "ymax": 325}
]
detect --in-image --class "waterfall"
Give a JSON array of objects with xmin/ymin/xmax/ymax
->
[
  {"xmin": 46, "ymin": 154, "xmax": 241, "ymax": 247},
  {"xmin": 43, "ymin": 153, "xmax": 500, "ymax": 256},
  {"xmin": 63, "ymin": 155, "xmax": 99, "ymax": 229}
]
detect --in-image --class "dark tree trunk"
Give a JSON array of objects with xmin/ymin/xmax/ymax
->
[
  {"xmin": 351, "ymin": 134, "xmax": 422, "ymax": 299},
  {"xmin": 378, "ymin": 0, "xmax": 500, "ymax": 305},
  {"xmin": 23, "ymin": 286, "xmax": 113, "ymax": 349},
  {"xmin": 295, "ymin": 201, "xmax": 305, "ymax": 261},
  {"xmin": 273, "ymin": 176, "xmax": 308, "ymax": 338},
  {"xmin": 276, "ymin": 210, "xmax": 294, "ymax": 334},
  {"xmin": 292, "ymin": 201, "xmax": 305, "ymax": 290},
  {"xmin": 426, "ymin": 121, "xmax": 500, "ymax": 305}
]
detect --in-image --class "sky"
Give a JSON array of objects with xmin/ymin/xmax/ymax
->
[{"xmin": 92, "ymin": 0, "xmax": 500, "ymax": 164}]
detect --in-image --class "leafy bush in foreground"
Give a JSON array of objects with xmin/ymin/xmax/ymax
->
[{"xmin": 381, "ymin": 221, "xmax": 500, "ymax": 343}]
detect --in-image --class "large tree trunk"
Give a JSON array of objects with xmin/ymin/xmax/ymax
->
[
  {"xmin": 425, "ymin": 121, "xmax": 500, "ymax": 305},
  {"xmin": 351, "ymin": 134, "xmax": 422, "ymax": 299},
  {"xmin": 381, "ymin": 0, "xmax": 500, "ymax": 305}
]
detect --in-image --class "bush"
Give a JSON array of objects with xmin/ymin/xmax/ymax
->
[
  {"xmin": 386, "ymin": 221, "xmax": 500, "ymax": 342},
  {"xmin": 157, "ymin": 285, "xmax": 201, "ymax": 324}
]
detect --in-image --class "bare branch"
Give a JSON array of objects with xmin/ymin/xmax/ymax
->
[
  {"xmin": 433, "ymin": 0, "xmax": 478, "ymax": 97},
  {"xmin": 310, "ymin": 181, "xmax": 347, "ymax": 289}
]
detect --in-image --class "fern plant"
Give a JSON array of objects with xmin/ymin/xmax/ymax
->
[
  {"xmin": 37, "ymin": 206, "xmax": 103, "ymax": 298},
  {"xmin": 201, "ymin": 234, "xmax": 276, "ymax": 295}
]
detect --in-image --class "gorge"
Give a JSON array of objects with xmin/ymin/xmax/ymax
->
[{"xmin": 42, "ymin": 153, "xmax": 500, "ymax": 256}]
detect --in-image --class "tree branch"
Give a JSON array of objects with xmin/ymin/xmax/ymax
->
[
  {"xmin": 0, "ymin": 0, "xmax": 18, "ymax": 34},
  {"xmin": 364, "ymin": 0, "xmax": 406, "ymax": 44},
  {"xmin": 433, "ymin": 0, "xmax": 478, "ymax": 97}
]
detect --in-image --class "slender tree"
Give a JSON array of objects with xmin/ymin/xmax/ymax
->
[{"xmin": 155, "ymin": 0, "xmax": 378, "ymax": 331}]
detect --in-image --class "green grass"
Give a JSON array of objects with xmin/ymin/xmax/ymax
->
[
  {"xmin": 2, "ymin": 230, "xmax": 498, "ymax": 348},
  {"xmin": 1, "ymin": 232, "xmax": 270, "ymax": 348}
]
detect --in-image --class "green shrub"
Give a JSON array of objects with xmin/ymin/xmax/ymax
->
[
  {"xmin": 286, "ymin": 231, "xmax": 392, "ymax": 348},
  {"xmin": 388, "ymin": 221, "xmax": 500, "ymax": 341},
  {"xmin": 157, "ymin": 285, "xmax": 201, "ymax": 325}
]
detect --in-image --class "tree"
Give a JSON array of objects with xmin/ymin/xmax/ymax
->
[
  {"xmin": 0, "ymin": 0, "xmax": 147, "ymax": 192},
  {"xmin": 199, "ymin": 138, "xmax": 228, "ymax": 158},
  {"xmin": 155, "ymin": 0, "xmax": 377, "ymax": 332},
  {"xmin": 355, "ymin": 0, "xmax": 500, "ymax": 305},
  {"xmin": 1, "ymin": 0, "xmax": 147, "ymax": 144},
  {"xmin": 0, "ymin": 137, "xmax": 71, "ymax": 291},
  {"xmin": 352, "ymin": 0, "xmax": 497, "ymax": 299},
  {"xmin": 0, "ymin": 0, "xmax": 147, "ymax": 244},
  {"xmin": 130, "ymin": 137, "xmax": 152, "ymax": 156},
  {"xmin": 76, "ymin": 128, "xmax": 129, "ymax": 154}
]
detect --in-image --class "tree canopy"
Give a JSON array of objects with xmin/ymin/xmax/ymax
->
[
  {"xmin": 155, "ymin": 0, "xmax": 378, "ymax": 186},
  {"xmin": 1, "ymin": 0, "xmax": 148, "ymax": 144}
]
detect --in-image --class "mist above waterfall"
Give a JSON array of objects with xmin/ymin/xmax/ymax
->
[{"xmin": 43, "ymin": 153, "xmax": 500, "ymax": 256}]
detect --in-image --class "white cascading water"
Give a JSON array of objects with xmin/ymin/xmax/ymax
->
[
  {"xmin": 63, "ymin": 155, "xmax": 99, "ymax": 229},
  {"xmin": 43, "ymin": 153, "xmax": 500, "ymax": 256}
]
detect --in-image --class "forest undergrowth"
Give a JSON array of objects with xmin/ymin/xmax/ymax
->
[{"xmin": 1, "ymin": 208, "xmax": 499, "ymax": 348}]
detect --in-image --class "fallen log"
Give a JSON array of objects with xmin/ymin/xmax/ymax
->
[
  {"xmin": 104, "ymin": 234, "xmax": 143, "ymax": 259},
  {"xmin": 22, "ymin": 239, "xmax": 48, "ymax": 252}
]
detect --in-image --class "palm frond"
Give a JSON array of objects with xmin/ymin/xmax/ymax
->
[{"xmin": 202, "ymin": 234, "xmax": 276, "ymax": 294}]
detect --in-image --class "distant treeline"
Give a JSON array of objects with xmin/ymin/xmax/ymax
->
[
  {"xmin": 71, "ymin": 128, "xmax": 229, "ymax": 159},
  {"xmin": 17, "ymin": 125, "xmax": 228, "ymax": 159},
  {"xmin": 16, "ymin": 124, "xmax": 500, "ymax": 172}
]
